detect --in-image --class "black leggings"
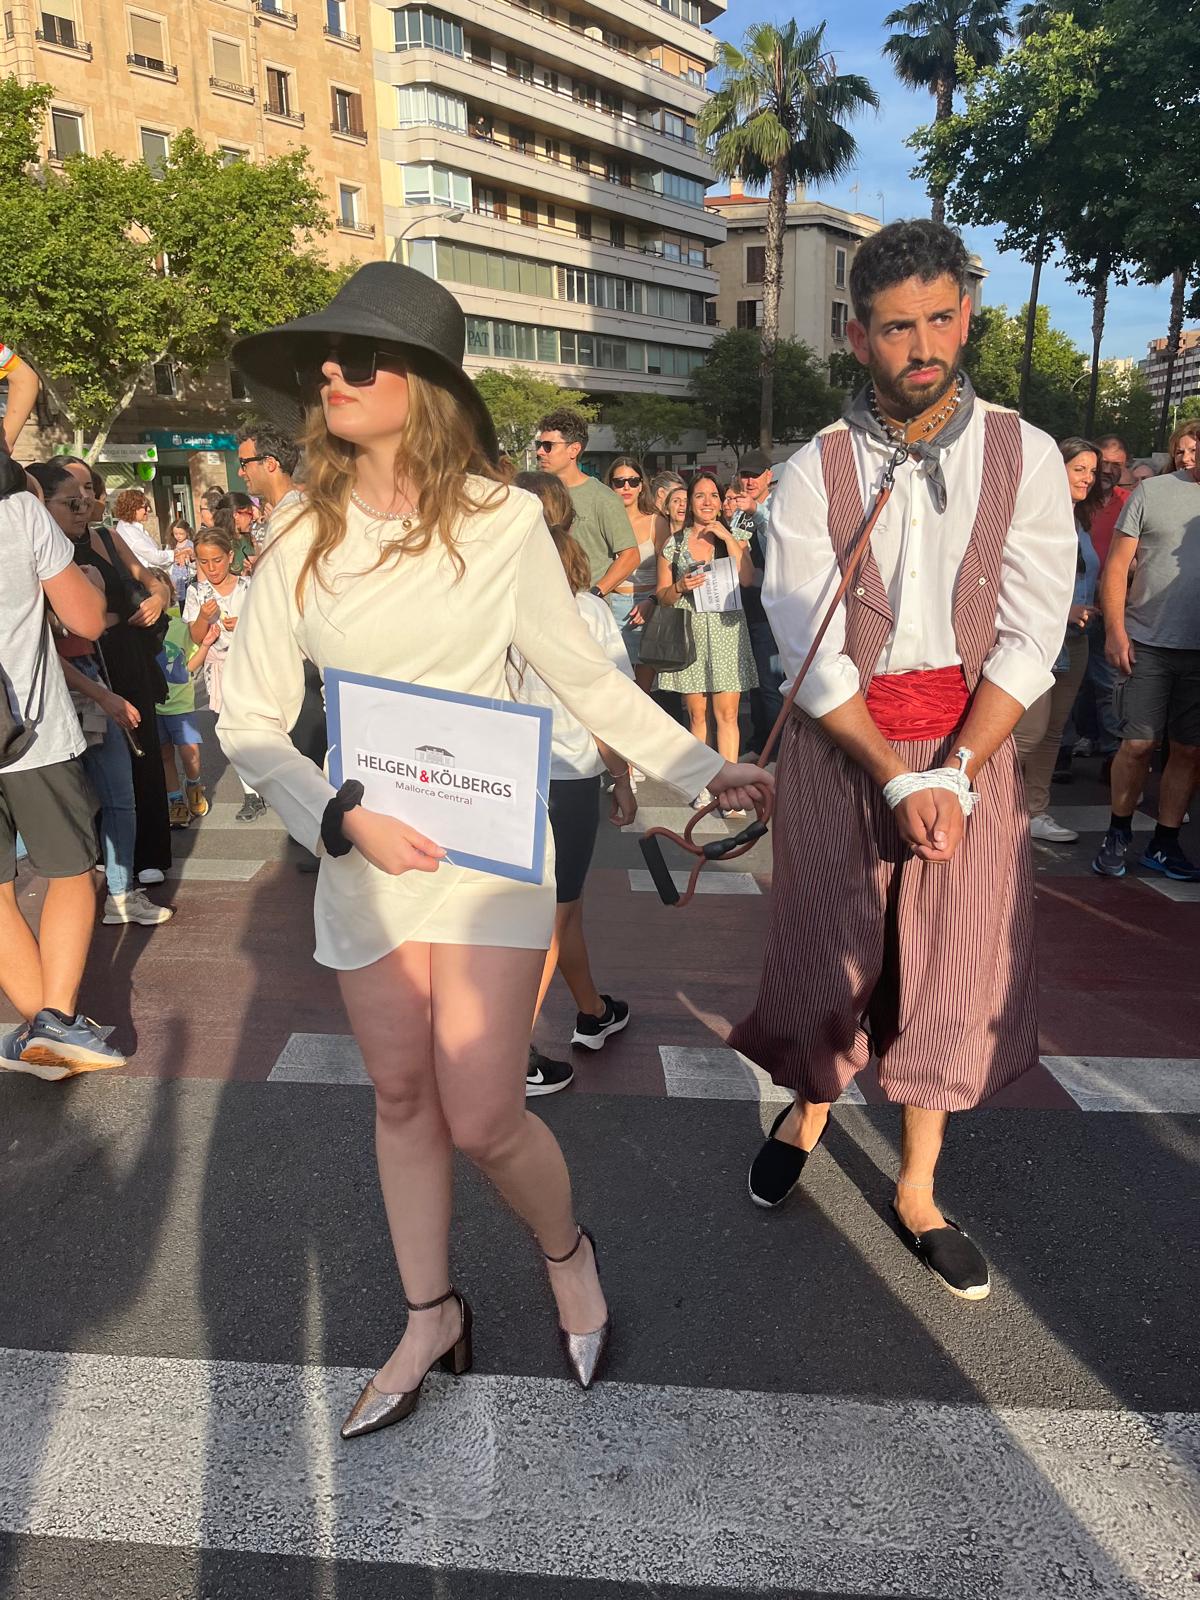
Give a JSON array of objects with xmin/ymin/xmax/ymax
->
[{"xmin": 548, "ymin": 775, "xmax": 602, "ymax": 904}]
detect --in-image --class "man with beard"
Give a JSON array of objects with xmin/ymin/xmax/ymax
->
[{"xmin": 729, "ymin": 221, "xmax": 1076, "ymax": 1299}]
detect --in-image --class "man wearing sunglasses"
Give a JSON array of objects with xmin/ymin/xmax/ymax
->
[
  {"xmin": 236, "ymin": 422, "xmax": 302, "ymax": 530},
  {"xmin": 535, "ymin": 408, "xmax": 638, "ymax": 600}
]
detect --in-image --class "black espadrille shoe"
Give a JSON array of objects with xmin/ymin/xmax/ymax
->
[
  {"xmin": 890, "ymin": 1209, "xmax": 991, "ymax": 1300},
  {"xmin": 748, "ymin": 1104, "xmax": 823, "ymax": 1209}
]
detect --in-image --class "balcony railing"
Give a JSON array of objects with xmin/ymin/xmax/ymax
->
[
  {"xmin": 450, "ymin": 200, "xmax": 710, "ymax": 267},
  {"xmin": 323, "ymin": 24, "xmax": 360, "ymax": 45},
  {"xmin": 495, "ymin": 0, "xmax": 711, "ymax": 90},
  {"xmin": 255, "ymin": 0, "xmax": 297, "ymax": 23},
  {"xmin": 49, "ymin": 145, "xmax": 84, "ymax": 163},
  {"xmin": 127, "ymin": 52, "xmax": 178, "ymax": 79},
  {"xmin": 331, "ymin": 118, "xmax": 367, "ymax": 141},
  {"xmin": 460, "ymin": 54, "xmax": 700, "ymax": 149},
  {"xmin": 265, "ymin": 99, "xmax": 304, "ymax": 123},
  {"xmin": 35, "ymin": 27, "xmax": 93, "ymax": 57},
  {"xmin": 457, "ymin": 128, "xmax": 706, "ymax": 210},
  {"xmin": 338, "ymin": 219, "xmax": 376, "ymax": 236},
  {"xmin": 209, "ymin": 76, "xmax": 255, "ymax": 99}
]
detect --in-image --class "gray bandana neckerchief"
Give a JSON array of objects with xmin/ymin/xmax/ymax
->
[{"xmin": 843, "ymin": 372, "xmax": 977, "ymax": 513}]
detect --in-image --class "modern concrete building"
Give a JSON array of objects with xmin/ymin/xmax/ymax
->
[
  {"xmin": 371, "ymin": 0, "xmax": 725, "ymax": 397},
  {"xmin": 706, "ymin": 185, "xmax": 985, "ymax": 369},
  {"xmin": 1139, "ymin": 328, "xmax": 1200, "ymax": 411}
]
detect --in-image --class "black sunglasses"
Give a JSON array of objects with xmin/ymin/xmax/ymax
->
[
  {"xmin": 238, "ymin": 453, "xmax": 273, "ymax": 467},
  {"xmin": 295, "ymin": 337, "xmax": 406, "ymax": 392},
  {"xmin": 534, "ymin": 439, "xmax": 559, "ymax": 452},
  {"xmin": 611, "ymin": 474, "xmax": 642, "ymax": 488}
]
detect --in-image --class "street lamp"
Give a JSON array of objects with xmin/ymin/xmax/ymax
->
[{"xmin": 391, "ymin": 207, "xmax": 466, "ymax": 263}]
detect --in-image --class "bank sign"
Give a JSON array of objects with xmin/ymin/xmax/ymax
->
[{"xmin": 142, "ymin": 430, "xmax": 238, "ymax": 452}]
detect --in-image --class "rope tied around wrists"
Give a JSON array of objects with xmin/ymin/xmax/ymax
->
[{"xmin": 882, "ymin": 767, "xmax": 977, "ymax": 817}]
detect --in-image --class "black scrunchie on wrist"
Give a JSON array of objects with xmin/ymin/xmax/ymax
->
[{"xmin": 321, "ymin": 780, "xmax": 364, "ymax": 858}]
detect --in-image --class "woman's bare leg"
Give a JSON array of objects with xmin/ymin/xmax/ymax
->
[
  {"xmin": 712, "ymin": 691, "xmax": 742, "ymax": 765},
  {"xmin": 634, "ymin": 664, "xmax": 657, "ymax": 694},
  {"xmin": 554, "ymin": 899, "xmax": 602, "ymax": 1016},
  {"xmin": 532, "ymin": 909, "xmax": 566, "ymax": 1023},
  {"xmin": 338, "ymin": 942, "xmax": 461, "ymax": 1393},
  {"xmin": 432, "ymin": 942, "xmax": 607, "ymax": 1336},
  {"xmin": 683, "ymin": 693, "xmax": 710, "ymax": 746}
]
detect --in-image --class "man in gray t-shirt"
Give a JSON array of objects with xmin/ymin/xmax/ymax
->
[
  {"xmin": 534, "ymin": 408, "xmax": 637, "ymax": 594},
  {"xmin": 1093, "ymin": 468, "xmax": 1200, "ymax": 882}
]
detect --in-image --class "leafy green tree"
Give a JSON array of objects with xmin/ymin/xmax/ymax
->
[
  {"xmin": 0, "ymin": 91, "xmax": 346, "ymax": 456},
  {"xmin": 1092, "ymin": 365, "xmax": 1155, "ymax": 456},
  {"xmin": 699, "ymin": 22, "xmax": 877, "ymax": 451},
  {"xmin": 690, "ymin": 329, "xmax": 837, "ymax": 454},
  {"xmin": 913, "ymin": 15, "xmax": 1107, "ymax": 414},
  {"xmin": 1176, "ymin": 396, "xmax": 1200, "ymax": 425},
  {"xmin": 473, "ymin": 367, "xmax": 597, "ymax": 464},
  {"xmin": 881, "ymin": 0, "xmax": 1011, "ymax": 224},
  {"xmin": 604, "ymin": 394, "xmax": 702, "ymax": 462},
  {"xmin": 964, "ymin": 302, "xmax": 1086, "ymax": 438},
  {"xmin": 828, "ymin": 349, "xmax": 863, "ymax": 395}
]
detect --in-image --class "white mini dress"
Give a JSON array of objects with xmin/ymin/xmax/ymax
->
[{"xmin": 217, "ymin": 482, "xmax": 724, "ymax": 970}]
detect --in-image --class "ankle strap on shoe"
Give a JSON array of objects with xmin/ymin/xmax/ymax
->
[
  {"xmin": 543, "ymin": 1226, "xmax": 584, "ymax": 1264},
  {"xmin": 406, "ymin": 1287, "xmax": 456, "ymax": 1311}
]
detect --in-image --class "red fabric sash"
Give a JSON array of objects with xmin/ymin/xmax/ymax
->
[{"xmin": 865, "ymin": 666, "xmax": 969, "ymax": 741}]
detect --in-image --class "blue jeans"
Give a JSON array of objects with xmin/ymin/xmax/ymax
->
[
  {"xmin": 608, "ymin": 590, "xmax": 646, "ymax": 669},
  {"xmin": 1068, "ymin": 616, "xmax": 1121, "ymax": 754},
  {"xmin": 77, "ymin": 660, "xmax": 136, "ymax": 897}
]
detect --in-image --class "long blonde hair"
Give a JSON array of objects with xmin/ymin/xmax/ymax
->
[{"xmin": 280, "ymin": 362, "xmax": 510, "ymax": 608}]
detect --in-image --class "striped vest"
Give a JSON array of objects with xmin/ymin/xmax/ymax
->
[{"xmin": 818, "ymin": 410, "xmax": 1023, "ymax": 693}]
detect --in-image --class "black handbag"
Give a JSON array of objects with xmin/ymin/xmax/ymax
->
[{"xmin": 638, "ymin": 539, "xmax": 696, "ymax": 672}]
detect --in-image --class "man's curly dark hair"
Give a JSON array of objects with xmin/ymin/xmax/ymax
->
[
  {"xmin": 849, "ymin": 220, "xmax": 970, "ymax": 325},
  {"xmin": 535, "ymin": 408, "xmax": 590, "ymax": 450}
]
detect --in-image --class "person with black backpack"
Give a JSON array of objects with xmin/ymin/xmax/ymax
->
[{"xmin": 0, "ymin": 453, "xmax": 127, "ymax": 1077}]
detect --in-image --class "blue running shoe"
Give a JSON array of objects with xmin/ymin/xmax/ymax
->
[
  {"xmin": 1139, "ymin": 844, "xmax": 1200, "ymax": 882},
  {"xmin": 20, "ymin": 1011, "xmax": 126, "ymax": 1078},
  {"xmin": 1, "ymin": 1023, "xmax": 33, "ymax": 1073},
  {"xmin": 1091, "ymin": 829, "xmax": 1130, "ymax": 878}
]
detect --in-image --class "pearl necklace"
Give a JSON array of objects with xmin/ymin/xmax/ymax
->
[
  {"xmin": 869, "ymin": 374, "xmax": 963, "ymax": 445},
  {"xmin": 350, "ymin": 487, "xmax": 417, "ymax": 530}
]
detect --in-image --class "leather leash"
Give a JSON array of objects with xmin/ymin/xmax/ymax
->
[{"xmin": 639, "ymin": 443, "xmax": 910, "ymax": 907}]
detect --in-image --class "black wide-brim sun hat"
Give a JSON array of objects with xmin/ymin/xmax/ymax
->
[{"xmin": 230, "ymin": 262, "xmax": 499, "ymax": 463}]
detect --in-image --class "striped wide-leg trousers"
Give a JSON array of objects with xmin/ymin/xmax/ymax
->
[{"xmin": 728, "ymin": 714, "xmax": 1039, "ymax": 1112}]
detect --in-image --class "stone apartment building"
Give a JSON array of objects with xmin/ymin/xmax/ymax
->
[{"xmin": 1, "ymin": 0, "xmax": 384, "ymax": 517}]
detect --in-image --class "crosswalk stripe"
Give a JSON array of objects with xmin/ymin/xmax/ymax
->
[
  {"xmin": 628, "ymin": 869, "xmax": 761, "ymax": 895},
  {"xmin": 631, "ymin": 807, "xmax": 734, "ymax": 837},
  {"xmin": 1041, "ymin": 1056, "xmax": 1200, "ymax": 1113},
  {"xmin": 269, "ymin": 1033, "xmax": 368, "ymax": 1085},
  {"xmin": 186, "ymin": 802, "xmax": 286, "ymax": 831},
  {"xmin": 165, "ymin": 858, "xmax": 266, "ymax": 882},
  {"xmin": 658, "ymin": 1044, "xmax": 866, "ymax": 1107},
  {"xmin": 0, "ymin": 1345, "xmax": 1189, "ymax": 1595},
  {"xmin": 1140, "ymin": 877, "xmax": 1200, "ymax": 903}
]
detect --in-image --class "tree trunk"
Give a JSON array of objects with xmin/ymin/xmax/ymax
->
[
  {"xmin": 33, "ymin": 362, "xmax": 151, "ymax": 462},
  {"xmin": 1084, "ymin": 259, "xmax": 1109, "ymax": 437},
  {"xmin": 1156, "ymin": 267, "xmax": 1186, "ymax": 452},
  {"xmin": 758, "ymin": 158, "xmax": 789, "ymax": 452},
  {"xmin": 1018, "ymin": 226, "xmax": 1047, "ymax": 415},
  {"xmin": 929, "ymin": 76, "xmax": 955, "ymax": 226}
]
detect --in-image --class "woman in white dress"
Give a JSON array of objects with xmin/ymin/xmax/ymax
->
[{"xmin": 221, "ymin": 265, "xmax": 772, "ymax": 1439}]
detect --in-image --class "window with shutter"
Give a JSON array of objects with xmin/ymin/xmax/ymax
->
[
  {"xmin": 129, "ymin": 12, "xmax": 165, "ymax": 67},
  {"xmin": 211, "ymin": 38, "xmax": 243, "ymax": 84},
  {"xmin": 40, "ymin": 0, "xmax": 77, "ymax": 46},
  {"xmin": 745, "ymin": 245, "xmax": 765, "ymax": 284}
]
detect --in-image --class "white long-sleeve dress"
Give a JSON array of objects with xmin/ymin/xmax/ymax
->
[{"xmin": 217, "ymin": 481, "xmax": 724, "ymax": 969}]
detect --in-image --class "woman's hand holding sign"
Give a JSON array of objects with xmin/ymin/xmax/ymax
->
[{"xmin": 342, "ymin": 806, "xmax": 447, "ymax": 876}]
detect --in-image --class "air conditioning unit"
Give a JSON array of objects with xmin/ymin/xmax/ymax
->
[{"xmin": 583, "ymin": 25, "xmax": 602, "ymax": 40}]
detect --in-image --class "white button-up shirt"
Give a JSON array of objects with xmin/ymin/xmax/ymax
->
[
  {"xmin": 763, "ymin": 403, "xmax": 1076, "ymax": 718},
  {"xmin": 114, "ymin": 517, "xmax": 174, "ymax": 573}
]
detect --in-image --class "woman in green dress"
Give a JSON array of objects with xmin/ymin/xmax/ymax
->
[{"xmin": 655, "ymin": 474, "xmax": 758, "ymax": 811}]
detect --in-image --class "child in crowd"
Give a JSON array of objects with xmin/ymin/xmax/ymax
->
[
  {"xmin": 169, "ymin": 520, "xmax": 196, "ymax": 610},
  {"xmin": 157, "ymin": 611, "xmax": 219, "ymax": 828}
]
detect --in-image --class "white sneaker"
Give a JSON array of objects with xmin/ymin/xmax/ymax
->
[
  {"xmin": 691, "ymin": 787, "xmax": 713, "ymax": 811},
  {"xmin": 1030, "ymin": 813, "xmax": 1078, "ymax": 843},
  {"xmin": 138, "ymin": 868, "xmax": 166, "ymax": 886},
  {"xmin": 103, "ymin": 890, "xmax": 175, "ymax": 926}
]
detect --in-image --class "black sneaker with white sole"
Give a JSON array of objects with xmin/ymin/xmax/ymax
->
[
  {"xmin": 571, "ymin": 995, "xmax": 629, "ymax": 1050},
  {"xmin": 526, "ymin": 1046, "xmax": 574, "ymax": 1096}
]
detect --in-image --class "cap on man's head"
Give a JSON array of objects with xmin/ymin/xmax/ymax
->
[{"xmin": 739, "ymin": 450, "xmax": 773, "ymax": 477}]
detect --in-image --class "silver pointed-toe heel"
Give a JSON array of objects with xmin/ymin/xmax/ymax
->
[
  {"xmin": 340, "ymin": 1287, "xmax": 473, "ymax": 1440},
  {"xmin": 544, "ymin": 1226, "xmax": 611, "ymax": 1391}
]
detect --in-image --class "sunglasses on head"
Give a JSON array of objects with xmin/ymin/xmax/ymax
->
[
  {"xmin": 611, "ymin": 474, "xmax": 642, "ymax": 488},
  {"xmin": 295, "ymin": 337, "xmax": 406, "ymax": 392}
]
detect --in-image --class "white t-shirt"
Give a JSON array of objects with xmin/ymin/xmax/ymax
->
[
  {"xmin": 513, "ymin": 592, "xmax": 634, "ymax": 780},
  {"xmin": 115, "ymin": 517, "xmax": 174, "ymax": 572},
  {"xmin": 0, "ymin": 493, "xmax": 85, "ymax": 772},
  {"xmin": 183, "ymin": 573, "xmax": 252, "ymax": 659}
]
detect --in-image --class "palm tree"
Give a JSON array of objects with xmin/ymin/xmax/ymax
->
[
  {"xmin": 882, "ymin": 0, "xmax": 1011, "ymax": 224},
  {"xmin": 700, "ymin": 21, "xmax": 877, "ymax": 451}
]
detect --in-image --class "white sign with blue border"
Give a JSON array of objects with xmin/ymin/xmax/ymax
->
[{"xmin": 325, "ymin": 670, "xmax": 551, "ymax": 884}]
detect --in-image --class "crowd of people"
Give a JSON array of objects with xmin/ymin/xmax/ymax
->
[{"xmin": 0, "ymin": 404, "xmax": 303, "ymax": 1074}]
